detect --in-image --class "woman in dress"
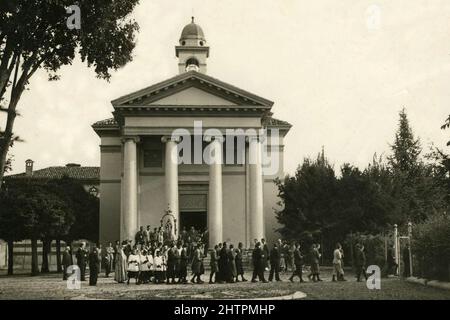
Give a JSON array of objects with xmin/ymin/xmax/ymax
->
[
  {"xmin": 332, "ymin": 243, "xmax": 346, "ymax": 282},
  {"xmin": 114, "ymin": 242, "xmax": 128, "ymax": 283},
  {"xmin": 235, "ymin": 242, "xmax": 247, "ymax": 282},
  {"xmin": 209, "ymin": 245, "xmax": 219, "ymax": 284},
  {"xmin": 104, "ymin": 242, "xmax": 114, "ymax": 278},
  {"xmin": 228, "ymin": 244, "xmax": 237, "ymax": 283}
]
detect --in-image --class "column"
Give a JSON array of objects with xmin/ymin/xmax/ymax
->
[
  {"xmin": 122, "ymin": 136, "xmax": 139, "ymax": 242},
  {"xmin": 248, "ymin": 136, "xmax": 264, "ymax": 243},
  {"xmin": 162, "ymin": 136, "xmax": 180, "ymax": 240},
  {"xmin": 205, "ymin": 136, "xmax": 223, "ymax": 247}
]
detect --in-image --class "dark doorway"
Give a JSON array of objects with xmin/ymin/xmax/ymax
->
[{"xmin": 180, "ymin": 211, "xmax": 207, "ymax": 233}]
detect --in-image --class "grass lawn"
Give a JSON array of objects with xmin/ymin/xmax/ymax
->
[{"xmin": 0, "ymin": 268, "xmax": 449, "ymax": 300}]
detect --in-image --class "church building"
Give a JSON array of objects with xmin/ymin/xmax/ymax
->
[{"xmin": 92, "ymin": 18, "xmax": 291, "ymax": 248}]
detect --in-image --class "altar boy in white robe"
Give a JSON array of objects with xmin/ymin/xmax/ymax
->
[{"xmin": 127, "ymin": 248, "xmax": 141, "ymax": 285}]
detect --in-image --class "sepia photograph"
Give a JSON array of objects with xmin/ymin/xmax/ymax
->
[{"xmin": 0, "ymin": 0, "xmax": 449, "ymax": 311}]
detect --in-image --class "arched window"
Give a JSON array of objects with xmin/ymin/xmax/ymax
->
[{"xmin": 185, "ymin": 58, "xmax": 199, "ymax": 68}]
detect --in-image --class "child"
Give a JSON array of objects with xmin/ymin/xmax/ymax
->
[
  {"xmin": 153, "ymin": 249, "xmax": 164, "ymax": 284},
  {"xmin": 139, "ymin": 249, "xmax": 151, "ymax": 284},
  {"xmin": 127, "ymin": 248, "xmax": 141, "ymax": 285}
]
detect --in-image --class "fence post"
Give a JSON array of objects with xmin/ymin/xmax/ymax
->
[
  {"xmin": 394, "ymin": 224, "xmax": 399, "ymax": 276},
  {"xmin": 408, "ymin": 222, "xmax": 413, "ymax": 277}
]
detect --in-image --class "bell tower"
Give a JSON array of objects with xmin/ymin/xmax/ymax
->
[{"xmin": 175, "ymin": 17, "xmax": 210, "ymax": 74}]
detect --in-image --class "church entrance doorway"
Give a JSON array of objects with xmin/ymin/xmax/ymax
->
[{"xmin": 180, "ymin": 211, "xmax": 207, "ymax": 234}]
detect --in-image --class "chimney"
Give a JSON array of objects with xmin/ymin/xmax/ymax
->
[{"xmin": 25, "ymin": 159, "xmax": 34, "ymax": 177}]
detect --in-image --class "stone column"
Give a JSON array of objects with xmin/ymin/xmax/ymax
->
[
  {"xmin": 248, "ymin": 136, "xmax": 264, "ymax": 243},
  {"xmin": 205, "ymin": 135, "xmax": 223, "ymax": 247},
  {"xmin": 162, "ymin": 136, "xmax": 180, "ymax": 240},
  {"xmin": 122, "ymin": 136, "xmax": 139, "ymax": 242}
]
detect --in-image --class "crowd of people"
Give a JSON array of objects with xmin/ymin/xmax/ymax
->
[{"xmin": 63, "ymin": 224, "xmax": 374, "ymax": 286}]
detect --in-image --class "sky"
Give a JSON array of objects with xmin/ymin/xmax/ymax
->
[{"xmin": 3, "ymin": 0, "xmax": 450, "ymax": 176}]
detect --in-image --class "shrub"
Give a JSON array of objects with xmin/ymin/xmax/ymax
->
[
  {"xmin": 412, "ymin": 212, "xmax": 450, "ymax": 281},
  {"xmin": 344, "ymin": 233, "xmax": 387, "ymax": 269}
]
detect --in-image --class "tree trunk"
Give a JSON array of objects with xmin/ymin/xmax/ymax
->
[
  {"xmin": 7, "ymin": 240, "xmax": 14, "ymax": 275},
  {"xmin": 30, "ymin": 238, "xmax": 39, "ymax": 276},
  {"xmin": 0, "ymin": 101, "xmax": 17, "ymax": 186},
  {"xmin": 41, "ymin": 239, "xmax": 51, "ymax": 273},
  {"xmin": 0, "ymin": 54, "xmax": 35, "ymax": 186},
  {"xmin": 56, "ymin": 239, "xmax": 62, "ymax": 273}
]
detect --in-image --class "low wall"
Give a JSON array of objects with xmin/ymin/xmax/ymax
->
[
  {"xmin": 0, "ymin": 240, "xmax": 87, "ymax": 271},
  {"xmin": 0, "ymin": 240, "xmax": 6, "ymax": 268}
]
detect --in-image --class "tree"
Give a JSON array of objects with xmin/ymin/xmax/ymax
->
[
  {"xmin": 335, "ymin": 163, "xmax": 393, "ymax": 236},
  {"xmin": 0, "ymin": 180, "xmax": 74, "ymax": 275},
  {"xmin": 0, "ymin": 0, "xmax": 140, "ymax": 184},
  {"xmin": 37, "ymin": 190, "xmax": 74, "ymax": 273},
  {"xmin": 0, "ymin": 183, "xmax": 37, "ymax": 275},
  {"xmin": 275, "ymin": 150, "xmax": 337, "ymax": 246},
  {"xmin": 48, "ymin": 176, "xmax": 99, "ymax": 243},
  {"xmin": 45, "ymin": 176, "xmax": 99, "ymax": 271},
  {"xmin": 441, "ymin": 114, "xmax": 450, "ymax": 146},
  {"xmin": 388, "ymin": 109, "xmax": 446, "ymax": 223},
  {"xmin": 388, "ymin": 108, "xmax": 421, "ymax": 173}
]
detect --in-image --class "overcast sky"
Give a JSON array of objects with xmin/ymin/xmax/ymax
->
[{"xmin": 3, "ymin": 0, "xmax": 450, "ymax": 176}]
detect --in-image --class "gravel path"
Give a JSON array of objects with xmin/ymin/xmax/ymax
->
[{"xmin": 0, "ymin": 270, "xmax": 448, "ymax": 300}]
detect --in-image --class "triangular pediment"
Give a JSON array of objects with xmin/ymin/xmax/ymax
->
[
  {"xmin": 111, "ymin": 71, "xmax": 274, "ymax": 108},
  {"xmin": 148, "ymin": 87, "xmax": 237, "ymax": 106}
]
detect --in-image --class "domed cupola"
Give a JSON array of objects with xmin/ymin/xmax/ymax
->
[
  {"xmin": 180, "ymin": 17, "xmax": 206, "ymax": 45},
  {"xmin": 175, "ymin": 17, "xmax": 210, "ymax": 74}
]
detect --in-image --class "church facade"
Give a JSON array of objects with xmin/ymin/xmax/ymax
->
[{"xmin": 93, "ymin": 18, "xmax": 291, "ymax": 248}]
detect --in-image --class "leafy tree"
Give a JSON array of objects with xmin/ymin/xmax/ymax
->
[
  {"xmin": 0, "ymin": 180, "xmax": 74, "ymax": 275},
  {"xmin": 37, "ymin": 189, "xmax": 74, "ymax": 273},
  {"xmin": 0, "ymin": 183, "xmax": 37, "ymax": 275},
  {"xmin": 45, "ymin": 176, "xmax": 99, "ymax": 271},
  {"xmin": 0, "ymin": 0, "xmax": 140, "ymax": 184},
  {"xmin": 48, "ymin": 176, "xmax": 99, "ymax": 243},
  {"xmin": 275, "ymin": 151, "xmax": 400, "ymax": 263},
  {"xmin": 335, "ymin": 163, "xmax": 393, "ymax": 236},
  {"xmin": 275, "ymin": 150, "xmax": 337, "ymax": 247}
]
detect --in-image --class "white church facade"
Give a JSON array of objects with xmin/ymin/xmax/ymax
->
[{"xmin": 92, "ymin": 18, "xmax": 291, "ymax": 248}]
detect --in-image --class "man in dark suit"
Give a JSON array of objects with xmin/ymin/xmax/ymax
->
[
  {"xmin": 219, "ymin": 242, "xmax": 230, "ymax": 283},
  {"xmin": 251, "ymin": 242, "xmax": 268, "ymax": 283},
  {"xmin": 268, "ymin": 243, "xmax": 281, "ymax": 281},
  {"xmin": 355, "ymin": 243, "xmax": 367, "ymax": 282},
  {"xmin": 135, "ymin": 226, "xmax": 146, "ymax": 246},
  {"xmin": 235, "ymin": 242, "xmax": 247, "ymax": 282},
  {"xmin": 179, "ymin": 243, "xmax": 189, "ymax": 284},
  {"xmin": 88, "ymin": 244, "xmax": 100, "ymax": 286},
  {"xmin": 174, "ymin": 241, "xmax": 182, "ymax": 282},
  {"xmin": 62, "ymin": 246, "xmax": 72, "ymax": 280},
  {"xmin": 261, "ymin": 238, "xmax": 270, "ymax": 271},
  {"xmin": 144, "ymin": 225, "xmax": 151, "ymax": 246},
  {"xmin": 289, "ymin": 243, "xmax": 304, "ymax": 282},
  {"xmin": 76, "ymin": 242, "xmax": 88, "ymax": 281},
  {"xmin": 166, "ymin": 241, "xmax": 177, "ymax": 284}
]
